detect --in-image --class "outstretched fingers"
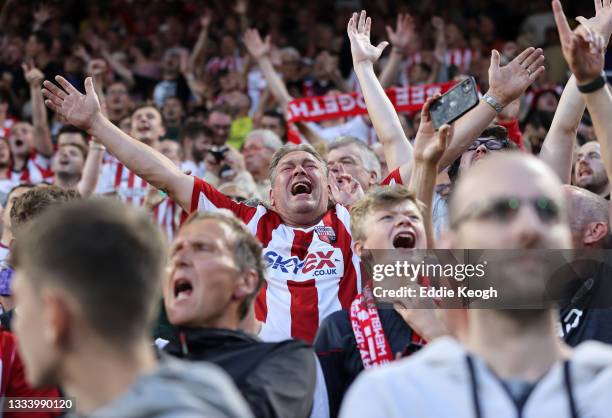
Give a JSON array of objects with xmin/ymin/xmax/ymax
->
[
  {"xmin": 42, "ymin": 80, "xmax": 67, "ymax": 100},
  {"xmin": 553, "ymin": 0, "xmax": 573, "ymax": 45},
  {"xmin": 357, "ymin": 10, "xmax": 367, "ymax": 34},
  {"xmin": 55, "ymin": 75, "xmax": 79, "ymax": 95},
  {"xmin": 347, "ymin": 12, "xmax": 358, "ymax": 35}
]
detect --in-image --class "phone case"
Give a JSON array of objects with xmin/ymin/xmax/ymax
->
[{"xmin": 429, "ymin": 77, "xmax": 479, "ymax": 129}]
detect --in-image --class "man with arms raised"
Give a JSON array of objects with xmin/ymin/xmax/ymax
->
[
  {"xmin": 12, "ymin": 199, "xmax": 251, "ymax": 418},
  {"xmin": 42, "ymin": 77, "xmax": 361, "ymax": 343}
]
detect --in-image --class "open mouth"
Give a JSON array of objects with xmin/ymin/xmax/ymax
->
[
  {"xmin": 392, "ymin": 231, "xmax": 416, "ymax": 249},
  {"xmin": 14, "ymin": 139, "xmax": 23, "ymax": 147},
  {"xmin": 173, "ymin": 278, "xmax": 193, "ymax": 301},
  {"xmin": 291, "ymin": 181, "xmax": 312, "ymax": 196},
  {"xmin": 578, "ymin": 168, "xmax": 592, "ymax": 177}
]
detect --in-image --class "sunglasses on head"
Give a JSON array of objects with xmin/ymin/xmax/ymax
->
[
  {"xmin": 467, "ymin": 137, "xmax": 508, "ymax": 151},
  {"xmin": 451, "ymin": 196, "xmax": 561, "ymax": 229}
]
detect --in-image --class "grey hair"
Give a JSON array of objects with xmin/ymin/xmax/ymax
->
[
  {"xmin": 268, "ymin": 143, "xmax": 328, "ymax": 185},
  {"xmin": 245, "ymin": 129, "xmax": 283, "ymax": 152},
  {"xmin": 328, "ymin": 136, "xmax": 381, "ymax": 181}
]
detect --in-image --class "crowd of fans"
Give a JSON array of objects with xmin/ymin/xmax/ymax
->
[{"xmin": 2, "ymin": 0, "xmax": 612, "ymax": 417}]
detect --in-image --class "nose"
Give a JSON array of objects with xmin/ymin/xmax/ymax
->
[
  {"xmin": 475, "ymin": 144, "xmax": 488, "ymax": 157},
  {"xmin": 512, "ymin": 205, "xmax": 545, "ymax": 249},
  {"xmin": 395, "ymin": 214, "xmax": 414, "ymax": 228}
]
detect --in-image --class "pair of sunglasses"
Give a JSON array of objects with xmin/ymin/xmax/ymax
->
[
  {"xmin": 451, "ymin": 197, "xmax": 561, "ymax": 228},
  {"xmin": 467, "ymin": 138, "xmax": 508, "ymax": 151}
]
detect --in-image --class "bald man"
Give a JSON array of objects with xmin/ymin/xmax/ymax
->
[
  {"xmin": 342, "ymin": 153, "xmax": 612, "ymax": 418},
  {"xmin": 560, "ymin": 185, "xmax": 612, "ymax": 346}
]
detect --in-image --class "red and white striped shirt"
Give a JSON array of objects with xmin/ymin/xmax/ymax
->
[
  {"xmin": 190, "ymin": 177, "xmax": 362, "ymax": 343},
  {"xmin": 96, "ymin": 155, "xmax": 148, "ymax": 206},
  {"xmin": 152, "ymin": 196, "xmax": 182, "ymax": 242},
  {"xmin": 445, "ymin": 48, "xmax": 475, "ymax": 72},
  {"xmin": 9, "ymin": 152, "xmax": 52, "ymax": 185}
]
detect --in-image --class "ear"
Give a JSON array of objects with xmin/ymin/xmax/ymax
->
[
  {"xmin": 583, "ymin": 222, "xmax": 608, "ymax": 245},
  {"xmin": 369, "ymin": 170, "xmax": 378, "ymax": 187},
  {"xmin": 269, "ymin": 188, "xmax": 275, "ymax": 207},
  {"xmin": 353, "ymin": 240, "xmax": 364, "ymax": 257},
  {"xmin": 42, "ymin": 290, "xmax": 71, "ymax": 349},
  {"xmin": 233, "ymin": 269, "xmax": 259, "ymax": 301}
]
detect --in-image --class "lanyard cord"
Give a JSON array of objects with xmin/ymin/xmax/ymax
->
[{"xmin": 466, "ymin": 355, "xmax": 578, "ymax": 418}]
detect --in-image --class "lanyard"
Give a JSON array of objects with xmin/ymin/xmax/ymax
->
[{"xmin": 466, "ymin": 355, "xmax": 578, "ymax": 418}]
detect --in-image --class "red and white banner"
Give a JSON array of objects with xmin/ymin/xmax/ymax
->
[{"xmin": 286, "ymin": 82, "xmax": 456, "ymax": 124}]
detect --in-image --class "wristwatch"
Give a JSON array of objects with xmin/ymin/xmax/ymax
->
[
  {"xmin": 577, "ymin": 72, "xmax": 607, "ymax": 94},
  {"xmin": 482, "ymin": 93, "xmax": 504, "ymax": 113}
]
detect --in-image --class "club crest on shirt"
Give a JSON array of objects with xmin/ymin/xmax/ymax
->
[{"xmin": 315, "ymin": 226, "xmax": 337, "ymax": 244}]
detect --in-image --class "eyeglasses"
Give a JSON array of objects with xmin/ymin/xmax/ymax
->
[
  {"xmin": 451, "ymin": 196, "xmax": 561, "ymax": 229},
  {"xmin": 467, "ymin": 138, "xmax": 508, "ymax": 151}
]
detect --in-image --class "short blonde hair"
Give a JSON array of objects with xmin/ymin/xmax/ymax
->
[{"xmin": 350, "ymin": 186, "xmax": 425, "ymax": 242}]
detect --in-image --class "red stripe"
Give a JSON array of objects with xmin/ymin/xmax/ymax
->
[
  {"xmin": 254, "ymin": 211, "xmax": 283, "ymax": 323},
  {"xmin": 190, "ymin": 177, "xmax": 258, "ymax": 223},
  {"xmin": 290, "ymin": 230, "xmax": 313, "ymax": 259},
  {"xmin": 114, "ymin": 163, "xmax": 124, "ymax": 189},
  {"xmin": 323, "ymin": 208, "xmax": 359, "ymax": 310},
  {"xmin": 287, "ymin": 279, "xmax": 319, "ymax": 343},
  {"xmin": 127, "ymin": 170, "xmax": 135, "ymax": 205}
]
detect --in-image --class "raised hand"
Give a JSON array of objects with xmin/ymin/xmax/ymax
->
[
  {"xmin": 22, "ymin": 62, "xmax": 44, "ymax": 86},
  {"xmin": 243, "ymin": 28, "xmax": 271, "ymax": 60},
  {"xmin": 87, "ymin": 59, "xmax": 107, "ymax": 78},
  {"xmin": 41, "ymin": 76, "xmax": 101, "ymax": 131},
  {"xmin": 413, "ymin": 95, "xmax": 453, "ymax": 165},
  {"xmin": 385, "ymin": 13, "xmax": 415, "ymax": 50},
  {"xmin": 234, "ymin": 0, "xmax": 248, "ymax": 15},
  {"xmin": 347, "ymin": 10, "xmax": 389, "ymax": 65},
  {"xmin": 200, "ymin": 10, "xmax": 212, "ymax": 28},
  {"xmin": 431, "ymin": 16, "xmax": 445, "ymax": 32},
  {"xmin": 554, "ymin": 0, "xmax": 605, "ymax": 85},
  {"xmin": 576, "ymin": 0, "xmax": 612, "ymax": 46},
  {"xmin": 33, "ymin": 4, "xmax": 52, "ymax": 25},
  {"xmin": 328, "ymin": 167, "xmax": 365, "ymax": 207},
  {"xmin": 488, "ymin": 47, "xmax": 545, "ymax": 107}
]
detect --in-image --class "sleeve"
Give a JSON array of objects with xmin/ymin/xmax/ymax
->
[
  {"xmin": 190, "ymin": 176, "xmax": 258, "ymax": 223},
  {"xmin": 313, "ymin": 313, "xmax": 352, "ymax": 418},
  {"xmin": 32, "ymin": 152, "xmax": 51, "ymax": 170},
  {"xmin": 381, "ymin": 168, "xmax": 403, "ymax": 186},
  {"xmin": 497, "ymin": 119, "xmax": 524, "ymax": 151},
  {"xmin": 242, "ymin": 344, "xmax": 317, "ymax": 418}
]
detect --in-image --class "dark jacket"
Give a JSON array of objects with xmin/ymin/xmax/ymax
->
[
  {"xmin": 164, "ymin": 328, "xmax": 316, "ymax": 418},
  {"xmin": 314, "ymin": 308, "xmax": 422, "ymax": 418}
]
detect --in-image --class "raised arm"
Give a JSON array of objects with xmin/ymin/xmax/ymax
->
[
  {"xmin": 77, "ymin": 140, "xmax": 105, "ymax": 197},
  {"xmin": 348, "ymin": 11, "xmax": 412, "ymax": 171},
  {"xmin": 407, "ymin": 96, "xmax": 452, "ymax": 249},
  {"xmin": 188, "ymin": 13, "xmax": 211, "ymax": 75},
  {"xmin": 42, "ymin": 76, "xmax": 194, "ymax": 209},
  {"xmin": 23, "ymin": 63, "xmax": 54, "ymax": 157},
  {"xmin": 243, "ymin": 28, "xmax": 326, "ymax": 146},
  {"xmin": 378, "ymin": 14, "xmax": 415, "ymax": 89},
  {"xmin": 553, "ymin": 0, "xmax": 612, "ymax": 181},
  {"xmin": 540, "ymin": 1, "xmax": 612, "ymax": 184},
  {"xmin": 438, "ymin": 47, "xmax": 545, "ymax": 170}
]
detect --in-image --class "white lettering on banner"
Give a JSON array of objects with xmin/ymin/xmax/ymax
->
[
  {"xmin": 324, "ymin": 96, "xmax": 339, "ymax": 114},
  {"xmin": 310, "ymin": 99, "xmax": 326, "ymax": 117},
  {"xmin": 411, "ymin": 86, "xmax": 425, "ymax": 105},
  {"xmin": 395, "ymin": 87, "xmax": 409, "ymax": 106},
  {"xmin": 289, "ymin": 101, "xmax": 310, "ymax": 119},
  {"xmin": 426, "ymin": 85, "xmax": 443, "ymax": 97},
  {"xmin": 339, "ymin": 94, "xmax": 355, "ymax": 112},
  {"xmin": 356, "ymin": 93, "xmax": 366, "ymax": 109}
]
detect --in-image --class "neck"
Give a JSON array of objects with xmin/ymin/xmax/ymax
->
[
  {"xmin": 592, "ymin": 182, "xmax": 610, "ymax": 198},
  {"xmin": 466, "ymin": 309, "xmax": 566, "ymax": 381},
  {"xmin": 12, "ymin": 154, "xmax": 27, "ymax": 170},
  {"xmin": 62, "ymin": 338, "xmax": 157, "ymax": 416},
  {"xmin": 55, "ymin": 172, "xmax": 81, "ymax": 189}
]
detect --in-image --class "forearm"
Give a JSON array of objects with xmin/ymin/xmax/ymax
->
[
  {"xmin": 407, "ymin": 158, "xmax": 437, "ymax": 249},
  {"xmin": 189, "ymin": 28, "xmax": 208, "ymax": 73},
  {"xmin": 258, "ymin": 57, "xmax": 292, "ymax": 107},
  {"xmin": 30, "ymin": 84, "xmax": 53, "ymax": 157},
  {"xmin": 295, "ymin": 121, "xmax": 327, "ymax": 147},
  {"xmin": 77, "ymin": 142, "xmax": 104, "ymax": 196},
  {"xmin": 583, "ymin": 86, "xmax": 612, "ymax": 178},
  {"xmin": 378, "ymin": 49, "xmax": 404, "ymax": 89},
  {"xmin": 355, "ymin": 61, "xmax": 412, "ymax": 171},
  {"xmin": 103, "ymin": 51, "xmax": 135, "ymax": 87},
  {"xmin": 438, "ymin": 100, "xmax": 497, "ymax": 170},
  {"xmin": 539, "ymin": 77, "xmax": 584, "ymax": 183},
  {"xmin": 87, "ymin": 114, "xmax": 192, "ymax": 207}
]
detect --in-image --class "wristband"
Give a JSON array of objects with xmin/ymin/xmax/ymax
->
[
  {"xmin": 89, "ymin": 142, "xmax": 106, "ymax": 151},
  {"xmin": 577, "ymin": 73, "xmax": 607, "ymax": 94},
  {"xmin": 482, "ymin": 93, "xmax": 504, "ymax": 113}
]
